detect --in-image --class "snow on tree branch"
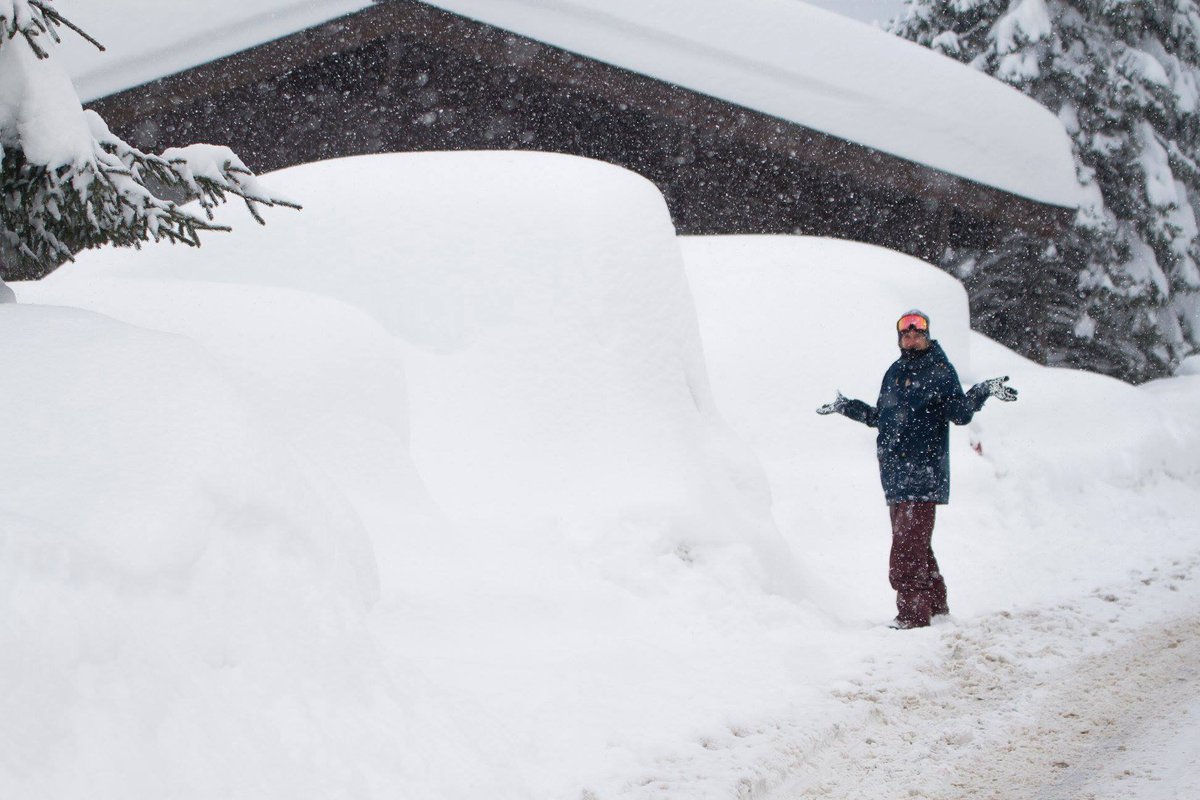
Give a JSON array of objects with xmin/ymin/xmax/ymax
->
[
  {"xmin": 1, "ymin": 0, "xmax": 103, "ymax": 58},
  {"xmin": 0, "ymin": 0, "xmax": 298, "ymax": 279}
]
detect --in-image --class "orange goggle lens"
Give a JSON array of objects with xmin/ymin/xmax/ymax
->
[{"xmin": 896, "ymin": 314, "xmax": 929, "ymax": 332}]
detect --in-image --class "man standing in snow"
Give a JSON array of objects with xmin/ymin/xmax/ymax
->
[{"xmin": 816, "ymin": 310, "xmax": 1017, "ymax": 629}]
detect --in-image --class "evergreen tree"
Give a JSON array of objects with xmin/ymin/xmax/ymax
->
[
  {"xmin": 0, "ymin": 0, "xmax": 296, "ymax": 279},
  {"xmin": 893, "ymin": 0, "xmax": 1200, "ymax": 381}
]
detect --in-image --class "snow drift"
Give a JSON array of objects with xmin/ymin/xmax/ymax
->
[
  {"xmin": 682, "ymin": 234, "xmax": 1200, "ymax": 620},
  {"xmin": 0, "ymin": 303, "xmax": 508, "ymax": 800},
  {"xmin": 11, "ymin": 151, "xmax": 1199, "ymax": 798},
  {"xmin": 44, "ymin": 151, "xmax": 800, "ymax": 596},
  {"xmin": 26, "ymin": 152, "xmax": 817, "ymax": 797}
]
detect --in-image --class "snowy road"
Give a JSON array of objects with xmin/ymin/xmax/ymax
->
[{"xmin": 768, "ymin": 559, "xmax": 1200, "ymax": 800}]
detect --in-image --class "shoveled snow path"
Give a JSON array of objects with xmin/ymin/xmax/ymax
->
[{"xmin": 767, "ymin": 558, "xmax": 1200, "ymax": 800}]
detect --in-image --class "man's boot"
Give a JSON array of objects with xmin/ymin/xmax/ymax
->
[{"xmin": 892, "ymin": 589, "xmax": 932, "ymax": 629}]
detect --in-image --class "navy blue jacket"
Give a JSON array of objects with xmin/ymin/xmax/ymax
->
[{"xmin": 841, "ymin": 341, "xmax": 986, "ymax": 504}]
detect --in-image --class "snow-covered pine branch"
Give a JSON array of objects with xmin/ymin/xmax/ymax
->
[
  {"xmin": 1, "ymin": 0, "xmax": 103, "ymax": 57},
  {"xmin": 0, "ymin": 0, "xmax": 297, "ymax": 279}
]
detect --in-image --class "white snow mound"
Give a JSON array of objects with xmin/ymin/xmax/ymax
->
[
  {"xmin": 51, "ymin": 149, "xmax": 801, "ymax": 594},
  {"xmin": 14, "ymin": 150, "xmax": 1200, "ymax": 799},
  {"xmin": 0, "ymin": 302, "xmax": 514, "ymax": 800},
  {"xmin": 682, "ymin": 234, "xmax": 1200, "ymax": 620}
]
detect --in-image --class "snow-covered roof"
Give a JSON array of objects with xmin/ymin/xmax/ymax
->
[
  {"xmin": 421, "ymin": 0, "xmax": 1081, "ymax": 207},
  {"xmin": 55, "ymin": 1, "xmax": 374, "ymax": 101},
  {"xmin": 55, "ymin": 0, "xmax": 1082, "ymax": 208}
]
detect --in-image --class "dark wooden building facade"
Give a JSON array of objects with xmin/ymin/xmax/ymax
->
[{"xmin": 87, "ymin": 0, "xmax": 1070, "ymax": 265}]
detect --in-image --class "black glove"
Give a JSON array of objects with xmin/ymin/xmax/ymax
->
[
  {"xmin": 816, "ymin": 391, "xmax": 848, "ymax": 415},
  {"xmin": 974, "ymin": 376, "xmax": 1018, "ymax": 402}
]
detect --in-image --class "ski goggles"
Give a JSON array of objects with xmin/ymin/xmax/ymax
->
[{"xmin": 896, "ymin": 314, "xmax": 929, "ymax": 333}]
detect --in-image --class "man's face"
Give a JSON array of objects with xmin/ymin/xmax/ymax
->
[{"xmin": 900, "ymin": 328, "xmax": 930, "ymax": 351}]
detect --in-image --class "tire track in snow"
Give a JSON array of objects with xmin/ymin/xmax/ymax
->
[
  {"xmin": 766, "ymin": 561, "xmax": 1200, "ymax": 799},
  {"xmin": 946, "ymin": 611, "xmax": 1200, "ymax": 799}
]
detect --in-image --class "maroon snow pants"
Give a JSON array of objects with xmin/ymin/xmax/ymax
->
[{"xmin": 888, "ymin": 502, "xmax": 948, "ymax": 628}]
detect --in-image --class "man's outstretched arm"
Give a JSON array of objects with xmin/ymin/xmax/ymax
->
[{"xmin": 816, "ymin": 391, "xmax": 878, "ymax": 427}]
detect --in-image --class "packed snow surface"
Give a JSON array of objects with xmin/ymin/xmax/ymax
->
[
  {"xmin": 51, "ymin": 0, "xmax": 1079, "ymax": 207},
  {"xmin": 10, "ymin": 152, "xmax": 1199, "ymax": 798}
]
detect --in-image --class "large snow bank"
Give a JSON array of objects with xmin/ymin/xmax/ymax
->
[
  {"xmin": 682, "ymin": 235, "xmax": 1200, "ymax": 620},
  {"xmin": 32, "ymin": 152, "xmax": 821, "ymax": 797},
  {"xmin": 9, "ymin": 278, "xmax": 442, "ymax": 581},
  {"xmin": 0, "ymin": 302, "xmax": 508, "ymax": 799},
  {"xmin": 53, "ymin": 0, "xmax": 1079, "ymax": 207},
  {"xmin": 45, "ymin": 151, "xmax": 797, "ymax": 592},
  {"xmin": 16, "ymin": 152, "xmax": 1200, "ymax": 798}
]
